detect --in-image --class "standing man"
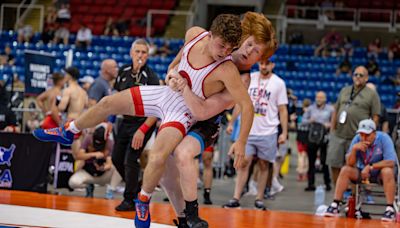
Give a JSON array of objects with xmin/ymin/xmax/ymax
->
[
  {"xmin": 223, "ymin": 57, "xmax": 288, "ymax": 210},
  {"xmin": 112, "ymin": 39, "xmax": 159, "ymax": 211},
  {"xmin": 327, "ymin": 66, "xmax": 381, "ymax": 184},
  {"xmin": 302, "ymin": 91, "xmax": 333, "ymax": 191},
  {"xmin": 88, "ymin": 59, "xmax": 118, "ymax": 106},
  {"xmin": 36, "ymin": 73, "xmax": 65, "ymax": 129}
]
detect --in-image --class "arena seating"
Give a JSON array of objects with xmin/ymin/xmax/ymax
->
[
  {"xmin": 67, "ymin": 0, "xmax": 177, "ymax": 36},
  {"xmin": 0, "ymin": 30, "xmax": 398, "ymax": 106}
]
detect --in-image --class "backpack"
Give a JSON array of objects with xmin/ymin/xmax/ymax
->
[{"xmin": 308, "ymin": 122, "xmax": 326, "ymax": 144}]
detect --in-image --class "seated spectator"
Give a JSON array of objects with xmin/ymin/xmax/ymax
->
[
  {"xmin": 368, "ymin": 37, "xmax": 382, "ymax": 60},
  {"xmin": 0, "ymin": 80, "xmax": 19, "ymax": 133},
  {"xmin": 149, "ymin": 42, "xmax": 157, "ymax": 56},
  {"xmin": 75, "ymin": 22, "xmax": 92, "ymax": 49},
  {"xmin": 103, "ymin": 17, "xmax": 119, "ymax": 36},
  {"xmin": 116, "ymin": 18, "xmax": 129, "ymax": 36},
  {"xmin": 79, "ymin": 75, "xmax": 95, "ymax": 92},
  {"xmin": 45, "ymin": 6, "xmax": 57, "ymax": 25},
  {"xmin": 53, "ymin": 23, "xmax": 69, "ymax": 45},
  {"xmin": 389, "ymin": 67, "xmax": 400, "ymax": 86},
  {"xmin": 68, "ymin": 124, "xmax": 117, "ymax": 198},
  {"xmin": 41, "ymin": 23, "xmax": 56, "ymax": 44},
  {"xmin": 157, "ymin": 42, "xmax": 172, "ymax": 57},
  {"xmin": 324, "ymin": 119, "xmax": 398, "ymax": 221},
  {"xmin": 366, "ymin": 58, "xmax": 381, "ymax": 77},
  {"xmin": 336, "ymin": 57, "xmax": 352, "ymax": 76},
  {"xmin": 388, "ymin": 36, "xmax": 400, "ymax": 62},
  {"xmin": 17, "ymin": 22, "xmax": 33, "ymax": 43},
  {"xmin": 56, "ymin": 4, "xmax": 71, "ymax": 23},
  {"xmin": 0, "ymin": 45, "xmax": 15, "ymax": 66},
  {"xmin": 12, "ymin": 74, "xmax": 25, "ymax": 91},
  {"xmin": 342, "ymin": 35, "xmax": 353, "ymax": 57}
]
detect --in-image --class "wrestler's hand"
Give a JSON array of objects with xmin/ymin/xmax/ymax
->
[
  {"xmin": 226, "ymin": 122, "xmax": 234, "ymax": 134},
  {"xmin": 229, "ymin": 141, "xmax": 246, "ymax": 169},
  {"xmin": 278, "ymin": 133, "xmax": 287, "ymax": 144},
  {"xmin": 166, "ymin": 69, "xmax": 179, "ymax": 86},
  {"xmin": 93, "ymin": 152, "xmax": 104, "ymax": 159},
  {"xmin": 131, "ymin": 130, "xmax": 145, "ymax": 150}
]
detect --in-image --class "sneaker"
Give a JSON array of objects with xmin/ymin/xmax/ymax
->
[
  {"xmin": 304, "ymin": 186, "xmax": 316, "ymax": 192},
  {"xmin": 270, "ymin": 185, "xmax": 284, "ymax": 196},
  {"xmin": 381, "ymin": 206, "xmax": 395, "ymax": 222},
  {"xmin": 173, "ymin": 218, "xmax": 189, "ymax": 228},
  {"xmin": 203, "ymin": 191, "xmax": 213, "ymax": 205},
  {"xmin": 33, "ymin": 125, "xmax": 74, "ymax": 145},
  {"xmin": 222, "ymin": 199, "xmax": 240, "ymax": 209},
  {"xmin": 85, "ymin": 184, "xmax": 94, "ymax": 198},
  {"xmin": 134, "ymin": 194, "xmax": 151, "ymax": 228},
  {"xmin": 184, "ymin": 210, "xmax": 209, "ymax": 228},
  {"xmin": 105, "ymin": 185, "xmax": 114, "ymax": 200},
  {"xmin": 115, "ymin": 200, "xmax": 135, "ymax": 211},
  {"xmin": 254, "ymin": 200, "xmax": 267, "ymax": 211},
  {"xmin": 324, "ymin": 202, "xmax": 340, "ymax": 217}
]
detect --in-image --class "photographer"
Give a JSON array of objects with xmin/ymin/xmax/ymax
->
[{"xmin": 68, "ymin": 124, "xmax": 117, "ymax": 197}]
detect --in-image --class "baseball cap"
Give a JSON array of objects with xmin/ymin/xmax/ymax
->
[
  {"xmin": 356, "ymin": 119, "xmax": 376, "ymax": 134},
  {"xmin": 79, "ymin": 75, "xmax": 94, "ymax": 84},
  {"xmin": 64, "ymin": 66, "xmax": 80, "ymax": 80},
  {"xmin": 92, "ymin": 125, "xmax": 107, "ymax": 151}
]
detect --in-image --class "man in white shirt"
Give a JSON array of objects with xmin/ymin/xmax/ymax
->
[
  {"xmin": 75, "ymin": 22, "xmax": 92, "ymax": 49},
  {"xmin": 224, "ymin": 57, "xmax": 288, "ymax": 210}
]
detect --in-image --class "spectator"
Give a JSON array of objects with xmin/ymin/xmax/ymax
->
[
  {"xmin": 104, "ymin": 17, "xmax": 119, "ymax": 36},
  {"xmin": 342, "ymin": 35, "xmax": 353, "ymax": 57},
  {"xmin": 367, "ymin": 37, "xmax": 382, "ymax": 60},
  {"xmin": 12, "ymin": 74, "xmax": 24, "ymax": 91},
  {"xmin": 79, "ymin": 75, "xmax": 95, "ymax": 92},
  {"xmin": 0, "ymin": 45, "xmax": 15, "ymax": 66},
  {"xmin": 75, "ymin": 22, "xmax": 92, "ymax": 49},
  {"xmin": 45, "ymin": 6, "xmax": 57, "ymax": 25},
  {"xmin": 324, "ymin": 119, "xmax": 398, "ymax": 222},
  {"xmin": 336, "ymin": 57, "xmax": 352, "ymax": 76},
  {"xmin": 116, "ymin": 18, "xmax": 129, "ymax": 36},
  {"xmin": 87, "ymin": 59, "xmax": 118, "ymax": 106},
  {"xmin": 366, "ymin": 57, "xmax": 381, "ymax": 77},
  {"xmin": 41, "ymin": 23, "xmax": 56, "ymax": 44},
  {"xmin": 389, "ymin": 67, "xmax": 400, "ymax": 86},
  {"xmin": 366, "ymin": 83, "xmax": 389, "ymax": 134},
  {"xmin": 326, "ymin": 66, "xmax": 381, "ymax": 184},
  {"xmin": 388, "ymin": 36, "xmax": 400, "ymax": 62},
  {"xmin": 53, "ymin": 23, "xmax": 69, "ymax": 45},
  {"xmin": 302, "ymin": 91, "xmax": 333, "ymax": 191},
  {"xmin": 112, "ymin": 39, "xmax": 159, "ymax": 211},
  {"xmin": 296, "ymin": 99, "xmax": 311, "ymax": 181},
  {"xmin": 0, "ymin": 80, "xmax": 19, "ymax": 133},
  {"xmin": 148, "ymin": 42, "xmax": 157, "ymax": 56},
  {"xmin": 68, "ymin": 124, "xmax": 118, "ymax": 198},
  {"xmin": 56, "ymin": 4, "xmax": 71, "ymax": 23},
  {"xmin": 17, "ymin": 22, "xmax": 33, "ymax": 43},
  {"xmin": 157, "ymin": 42, "xmax": 172, "ymax": 57}
]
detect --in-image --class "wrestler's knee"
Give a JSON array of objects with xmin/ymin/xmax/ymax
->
[{"xmin": 175, "ymin": 144, "xmax": 196, "ymax": 168}]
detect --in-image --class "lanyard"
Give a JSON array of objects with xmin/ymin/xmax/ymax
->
[
  {"xmin": 361, "ymin": 144, "xmax": 375, "ymax": 165},
  {"xmin": 347, "ymin": 85, "xmax": 365, "ymax": 105}
]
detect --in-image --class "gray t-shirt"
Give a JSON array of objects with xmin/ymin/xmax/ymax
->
[
  {"xmin": 334, "ymin": 85, "xmax": 381, "ymax": 139},
  {"xmin": 88, "ymin": 76, "xmax": 111, "ymax": 102}
]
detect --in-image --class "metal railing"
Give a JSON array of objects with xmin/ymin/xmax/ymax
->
[
  {"xmin": 0, "ymin": 3, "xmax": 44, "ymax": 32},
  {"xmin": 284, "ymin": 5, "xmax": 399, "ymax": 32},
  {"xmin": 146, "ymin": 9, "xmax": 194, "ymax": 38}
]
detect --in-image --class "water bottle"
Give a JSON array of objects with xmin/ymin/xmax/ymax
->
[
  {"xmin": 347, "ymin": 196, "xmax": 355, "ymax": 218},
  {"xmin": 314, "ymin": 185, "xmax": 325, "ymax": 207}
]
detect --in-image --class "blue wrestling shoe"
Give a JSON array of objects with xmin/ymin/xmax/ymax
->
[
  {"xmin": 32, "ymin": 125, "xmax": 74, "ymax": 146},
  {"xmin": 134, "ymin": 193, "xmax": 151, "ymax": 228}
]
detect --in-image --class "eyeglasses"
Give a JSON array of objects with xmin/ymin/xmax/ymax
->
[{"xmin": 353, "ymin": 73, "xmax": 364, "ymax": 78}]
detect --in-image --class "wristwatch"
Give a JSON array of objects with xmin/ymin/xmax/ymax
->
[{"xmin": 369, "ymin": 163, "xmax": 374, "ymax": 171}]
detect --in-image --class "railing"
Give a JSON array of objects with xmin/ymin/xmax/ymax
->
[
  {"xmin": 146, "ymin": 9, "xmax": 194, "ymax": 38},
  {"xmin": 0, "ymin": 3, "xmax": 44, "ymax": 32},
  {"xmin": 284, "ymin": 5, "xmax": 399, "ymax": 32}
]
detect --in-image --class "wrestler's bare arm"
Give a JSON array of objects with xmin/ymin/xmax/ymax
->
[
  {"xmin": 36, "ymin": 89, "xmax": 50, "ymax": 112},
  {"xmin": 58, "ymin": 88, "xmax": 71, "ymax": 112}
]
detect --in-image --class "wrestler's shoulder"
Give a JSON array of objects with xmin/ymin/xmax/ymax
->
[{"xmin": 185, "ymin": 26, "xmax": 206, "ymax": 42}]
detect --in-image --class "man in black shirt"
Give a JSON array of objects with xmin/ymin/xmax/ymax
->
[
  {"xmin": 0, "ymin": 80, "xmax": 18, "ymax": 132},
  {"xmin": 113, "ymin": 39, "xmax": 159, "ymax": 211}
]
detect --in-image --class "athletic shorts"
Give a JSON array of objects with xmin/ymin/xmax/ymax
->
[
  {"xmin": 187, "ymin": 114, "xmax": 222, "ymax": 153},
  {"xmin": 245, "ymin": 133, "xmax": 278, "ymax": 162},
  {"xmin": 41, "ymin": 114, "xmax": 59, "ymax": 129},
  {"xmin": 130, "ymin": 86, "xmax": 195, "ymax": 136}
]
